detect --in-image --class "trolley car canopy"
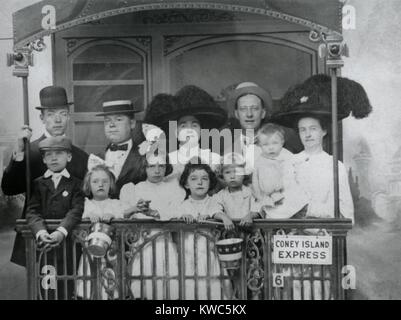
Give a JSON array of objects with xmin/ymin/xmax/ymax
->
[{"xmin": 12, "ymin": 0, "xmax": 342, "ymax": 50}]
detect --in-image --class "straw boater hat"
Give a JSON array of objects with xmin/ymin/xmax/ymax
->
[
  {"xmin": 96, "ymin": 100, "xmax": 141, "ymax": 116},
  {"xmin": 227, "ymin": 82, "xmax": 274, "ymax": 117},
  {"xmin": 35, "ymin": 86, "xmax": 73, "ymax": 110},
  {"xmin": 272, "ymin": 74, "xmax": 372, "ymax": 128},
  {"xmin": 144, "ymin": 86, "xmax": 228, "ymax": 131}
]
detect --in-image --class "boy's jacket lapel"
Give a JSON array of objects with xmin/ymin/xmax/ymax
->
[{"xmin": 42, "ymin": 176, "xmax": 56, "ymax": 193}]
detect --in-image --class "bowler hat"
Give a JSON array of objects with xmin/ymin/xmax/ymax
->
[
  {"xmin": 35, "ymin": 86, "xmax": 73, "ymax": 110},
  {"xmin": 227, "ymin": 82, "xmax": 273, "ymax": 116},
  {"xmin": 272, "ymin": 74, "xmax": 373, "ymax": 128},
  {"xmin": 39, "ymin": 136, "xmax": 72, "ymax": 152},
  {"xmin": 96, "ymin": 100, "xmax": 141, "ymax": 116}
]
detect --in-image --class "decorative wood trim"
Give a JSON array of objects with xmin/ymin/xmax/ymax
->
[{"xmin": 16, "ymin": 2, "xmax": 341, "ymax": 50}]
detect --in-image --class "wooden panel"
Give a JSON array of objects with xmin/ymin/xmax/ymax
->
[
  {"xmin": 167, "ymin": 35, "xmax": 316, "ymax": 114},
  {"xmin": 53, "ymin": 13, "xmax": 328, "ymax": 154}
]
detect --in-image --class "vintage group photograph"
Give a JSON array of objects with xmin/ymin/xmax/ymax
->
[{"xmin": 0, "ymin": 0, "xmax": 400, "ymax": 301}]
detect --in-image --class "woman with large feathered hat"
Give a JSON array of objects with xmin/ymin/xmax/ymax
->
[
  {"xmin": 272, "ymin": 74, "xmax": 372, "ymax": 300},
  {"xmin": 144, "ymin": 85, "xmax": 228, "ymax": 180},
  {"xmin": 272, "ymin": 74, "xmax": 372, "ymax": 222}
]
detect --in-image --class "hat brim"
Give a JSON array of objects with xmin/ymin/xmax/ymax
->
[
  {"xmin": 154, "ymin": 107, "xmax": 228, "ymax": 130},
  {"xmin": 272, "ymin": 110, "xmax": 348, "ymax": 129},
  {"xmin": 35, "ymin": 102, "xmax": 74, "ymax": 110},
  {"xmin": 227, "ymin": 86, "xmax": 273, "ymax": 116},
  {"xmin": 95, "ymin": 109, "xmax": 141, "ymax": 116},
  {"xmin": 39, "ymin": 147, "xmax": 72, "ymax": 152}
]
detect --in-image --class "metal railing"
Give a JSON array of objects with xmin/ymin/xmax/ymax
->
[{"xmin": 16, "ymin": 219, "xmax": 352, "ymax": 300}]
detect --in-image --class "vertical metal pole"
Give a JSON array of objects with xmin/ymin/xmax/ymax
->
[
  {"xmin": 330, "ymin": 68, "xmax": 340, "ymax": 219},
  {"xmin": 22, "ymin": 76, "xmax": 31, "ymax": 200}
]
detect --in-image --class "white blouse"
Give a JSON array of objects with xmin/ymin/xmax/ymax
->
[
  {"xmin": 176, "ymin": 195, "xmax": 221, "ymax": 218},
  {"xmin": 82, "ymin": 198, "xmax": 131, "ymax": 220},
  {"xmin": 120, "ymin": 179, "xmax": 186, "ymax": 220},
  {"xmin": 292, "ymin": 151, "xmax": 354, "ymax": 222}
]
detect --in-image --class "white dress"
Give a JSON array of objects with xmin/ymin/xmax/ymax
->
[
  {"xmin": 120, "ymin": 179, "xmax": 186, "ymax": 299},
  {"xmin": 282, "ymin": 151, "xmax": 353, "ymax": 300},
  {"xmin": 213, "ymin": 186, "xmax": 257, "ymax": 219},
  {"xmin": 120, "ymin": 179, "xmax": 186, "ymax": 220},
  {"xmin": 177, "ymin": 196, "xmax": 232, "ymax": 300},
  {"xmin": 292, "ymin": 151, "xmax": 354, "ymax": 222},
  {"xmin": 76, "ymin": 198, "xmax": 132, "ymax": 299},
  {"xmin": 168, "ymin": 144, "xmax": 221, "ymax": 180},
  {"xmin": 253, "ymin": 150, "xmax": 308, "ymax": 219}
]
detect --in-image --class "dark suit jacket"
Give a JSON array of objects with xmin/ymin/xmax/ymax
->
[
  {"xmin": 220, "ymin": 118, "xmax": 303, "ymax": 155},
  {"xmin": 26, "ymin": 175, "xmax": 84, "ymax": 237},
  {"xmin": 105, "ymin": 139, "xmax": 147, "ymax": 195},
  {"xmin": 1, "ymin": 135, "xmax": 88, "ymax": 266},
  {"xmin": 1, "ymin": 135, "xmax": 88, "ymax": 196}
]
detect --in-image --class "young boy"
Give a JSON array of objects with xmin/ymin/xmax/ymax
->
[
  {"xmin": 25, "ymin": 136, "xmax": 84, "ymax": 300},
  {"xmin": 26, "ymin": 136, "xmax": 84, "ymax": 247},
  {"xmin": 213, "ymin": 153, "xmax": 261, "ymax": 228}
]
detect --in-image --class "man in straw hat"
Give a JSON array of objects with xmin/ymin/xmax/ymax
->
[
  {"xmin": 1, "ymin": 86, "xmax": 88, "ymax": 267},
  {"xmin": 225, "ymin": 82, "xmax": 302, "ymax": 172},
  {"xmin": 96, "ymin": 100, "xmax": 146, "ymax": 193}
]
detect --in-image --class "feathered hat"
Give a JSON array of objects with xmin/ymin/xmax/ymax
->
[
  {"xmin": 272, "ymin": 74, "xmax": 372, "ymax": 128},
  {"xmin": 145, "ymin": 86, "xmax": 227, "ymax": 132},
  {"xmin": 144, "ymin": 93, "xmax": 180, "ymax": 132}
]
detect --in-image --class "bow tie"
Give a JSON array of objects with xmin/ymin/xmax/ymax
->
[{"xmin": 108, "ymin": 143, "xmax": 128, "ymax": 152}]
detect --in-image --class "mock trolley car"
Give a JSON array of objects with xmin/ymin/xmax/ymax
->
[{"xmin": 8, "ymin": 0, "xmax": 352, "ymax": 300}]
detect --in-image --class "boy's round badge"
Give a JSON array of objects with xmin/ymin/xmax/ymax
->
[{"xmin": 62, "ymin": 191, "xmax": 69, "ymax": 197}]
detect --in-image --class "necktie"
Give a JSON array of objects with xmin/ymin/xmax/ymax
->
[
  {"xmin": 109, "ymin": 143, "xmax": 128, "ymax": 152},
  {"xmin": 52, "ymin": 173, "xmax": 62, "ymax": 188}
]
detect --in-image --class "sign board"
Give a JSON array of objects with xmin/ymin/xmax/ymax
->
[{"xmin": 272, "ymin": 235, "xmax": 332, "ymax": 265}]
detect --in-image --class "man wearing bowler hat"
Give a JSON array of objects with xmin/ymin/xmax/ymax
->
[
  {"xmin": 1, "ymin": 86, "xmax": 88, "ymax": 267},
  {"xmin": 225, "ymin": 82, "xmax": 302, "ymax": 171},
  {"xmin": 97, "ymin": 100, "xmax": 146, "ymax": 193}
]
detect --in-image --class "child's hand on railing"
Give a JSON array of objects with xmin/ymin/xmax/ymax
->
[
  {"xmin": 197, "ymin": 215, "xmax": 209, "ymax": 223},
  {"xmin": 181, "ymin": 214, "xmax": 195, "ymax": 224},
  {"xmin": 48, "ymin": 230, "xmax": 65, "ymax": 248},
  {"xmin": 89, "ymin": 215, "xmax": 101, "ymax": 224},
  {"xmin": 101, "ymin": 213, "xmax": 114, "ymax": 223},
  {"xmin": 220, "ymin": 215, "xmax": 235, "ymax": 230},
  {"xmin": 239, "ymin": 213, "xmax": 254, "ymax": 227},
  {"xmin": 37, "ymin": 232, "xmax": 52, "ymax": 248}
]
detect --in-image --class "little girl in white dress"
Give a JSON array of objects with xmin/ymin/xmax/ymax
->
[
  {"xmin": 176, "ymin": 160, "xmax": 232, "ymax": 300},
  {"xmin": 76, "ymin": 164, "xmax": 137, "ymax": 299},
  {"xmin": 120, "ymin": 152, "xmax": 186, "ymax": 299}
]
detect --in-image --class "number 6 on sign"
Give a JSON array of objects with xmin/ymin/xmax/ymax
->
[{"xmin": 273, "ymin": 273, "xmax": 285, "ymax": 288}]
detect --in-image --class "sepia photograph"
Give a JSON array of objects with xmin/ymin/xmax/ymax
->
[{"xmin": 0, "ymin": 0, "xmax": 400, "ymax": 303}]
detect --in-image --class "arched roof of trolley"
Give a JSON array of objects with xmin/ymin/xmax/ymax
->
[{"xmin": 12, "ymin": 0, "xmax": 343, "ymax": 51}]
